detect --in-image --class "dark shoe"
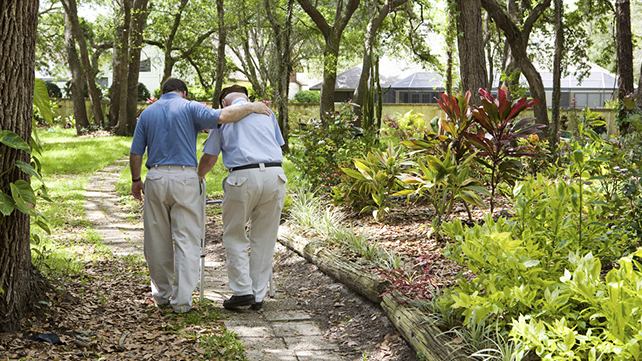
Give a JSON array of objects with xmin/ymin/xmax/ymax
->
[
  {"xmin": 250, "ymin": 301, "xmax": 263, "ymax": 311},
  {"xmin": 223, "ymin": 294, "xmax": 255, "ymax": 309}
]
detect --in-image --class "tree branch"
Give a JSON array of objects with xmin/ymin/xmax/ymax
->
[{"xmin": 296, "ymin": 0, "xmax": 331, "ymax": 38}]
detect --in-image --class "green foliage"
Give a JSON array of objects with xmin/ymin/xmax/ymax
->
[
  {"xmin": 511, "ymin": 249, "xmax": 642, "ymax": 361},
  {"xmin": 44, "ymin": 81, "xmax": 63, "ymax": 99},
  {"xmin": 441, "ymin": 173, "xmax": 633, "ymax": 347},
  {"xmin": 137, "ymin": 82, "xmax": 151, "ymax": 102},
  {"xmin": 342, "ymin": 141, "xmax": 410, "ymax": 221},
  {"xmin": 288, "ymin": 105, "xmax": 367, "ymax": 192},
  {"xmin": 294, "ymin": 90, "xmax": 320, "ymax": 103},
  {"xmin": 187, "ymin": 86, "xmax": 214, "ymax": 103},
  {"xmin": 381, "ymin": 110, "xmax": 430, "ymax": 141},
  {"xmin": 396, "ymin": 150, "xmax": 489, "ymax": 224}
]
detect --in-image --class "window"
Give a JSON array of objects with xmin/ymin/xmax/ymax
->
[
  {"xmin": 140, "ymin": 58, "xmax": 151, "ymax": 72},
  {"xmin": 411, "ymin": 93, "xmax": 420, "ymax": 103},
  {"xmin": 574, "ymin": 93, "xmax": 588, "ymax": 107},
  {"xmin": 422, "ymin": 93, "xmax": 431, "ymax": 103},
  {"xmin": 587, "ymin": 93, "xmax": 601, "ymax": 108}
]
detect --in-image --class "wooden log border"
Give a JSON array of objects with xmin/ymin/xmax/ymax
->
[{"xmin": 278, "ymin": 225, "xmax": 469, "ymax": 361}]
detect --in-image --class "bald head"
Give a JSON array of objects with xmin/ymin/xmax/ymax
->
[{"xmin": 221, "ymin": 92, "xmax": 249, "ymax": 108}]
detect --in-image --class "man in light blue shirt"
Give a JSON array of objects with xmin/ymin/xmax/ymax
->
[
  {"xmin": 198, "ymin": 84, "xmax": 287, "ymax": 311},
  {"xmin": 130, "ymin": 79, "xmax": 271, "ymax": 314}
]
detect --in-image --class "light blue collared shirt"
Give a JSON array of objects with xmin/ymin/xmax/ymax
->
[
  {"xmin": 202, "ymin": 98, "xmax": 284, "ymax": 169},
  {"xmin": 131, "ymin": 93, "xmax": 221, "ymax": 169}
]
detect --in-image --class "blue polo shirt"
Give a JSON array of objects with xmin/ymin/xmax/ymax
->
[
  {"xmin": 202, "ymin": 98, "xmax": 284, "ymax": 169},
  {"xmin": 131, "ymin": 93, "xmax": 221, "ymax": 169}
]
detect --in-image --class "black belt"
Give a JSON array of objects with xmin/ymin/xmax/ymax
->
[{"xmin": 228, "ymin": 162, "xmax": 282, "ymax": 172}]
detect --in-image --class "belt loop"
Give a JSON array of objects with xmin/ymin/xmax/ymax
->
[{"xmin": 259, "ymin": 163, "xmax": 265, "ymax": 171}]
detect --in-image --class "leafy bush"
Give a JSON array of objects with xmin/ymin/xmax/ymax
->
[
  {"xmin": 137, "ymin": 82, "xmax": 151, "ymax": 102},
  {"xmin": 465, "ymin": 88, "xmax": 545, "ymax": 213},
  {"xmin": 294, "ymin": 90, "xmax": 320, "ymax": 103},
  {"xmin": 341, "ymin": 141, "xmax": 410, "ymax": 221},
  {"xmin": 187, "ymin": 86, "xmax": 214, "ymax": 103},
  {"xmin": 288, "ymin": 105, "xmax": 367, "ymax": 193},
  {"xmin": 44, "ymin": 81, "xmax": 62, "ymax": 98}
]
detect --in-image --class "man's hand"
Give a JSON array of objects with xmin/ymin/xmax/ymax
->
[
  {"xmin": 132, "ymin": 180, "xmax": 144, "ymax": 201},
  {"xmin": 251, "ymin": 102, "xmax": 271, "ymax": 116}
]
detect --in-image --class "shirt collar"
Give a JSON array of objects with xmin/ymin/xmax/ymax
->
[{"xmin": 231, "ymin": 98, "xmax": 249, "ymax": 106}]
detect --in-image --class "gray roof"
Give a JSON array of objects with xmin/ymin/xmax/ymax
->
[
  {"xmin": 392, "ymin": 72, "xmax": 445, "ymax": 89},
  {"xmin": 310, "ymin": 62, "xmax": 618, "ymax": 92}
]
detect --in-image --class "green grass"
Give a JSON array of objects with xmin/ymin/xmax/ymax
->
[
  {"xmin": 37, "ymin": 127, "xmax": 132, "ymax": 175},
  {"xmin": 30, "ymin": 126, "xmax": 133, "ymax": 275}
]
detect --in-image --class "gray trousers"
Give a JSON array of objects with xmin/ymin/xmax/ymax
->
[
  {"xmin": 143, "ymin": 165, "xmax": 204, "ymax": 313},
  {"xmin": 222, "ymin": 166, "xmax": 287, "ymax": 303}
]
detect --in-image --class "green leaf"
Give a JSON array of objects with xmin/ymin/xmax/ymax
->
[
  {"xmin": 0, "ymin": 130, "xmax": 31, "ymax": 153},
  {"xmin": 34, "ymin": 78, "xmax": 53, "ymax": 125},
  {"xmin": 342, "ymin": 168, "xmax": 367, "ymax": 181},
  {"xmin": 15, "ymin": 160, "xmax": 42, "ymax": 182},
  {"xmin": 10, "ymin": 180, "xmax": 37, "ymax": 216},
  {"xmin": 573, "ymin": 149, "xmax": 584, "ymax": 164},
  {"xmin": 0, "ymin": 191, "xmax": 15, "ymax": 216}
]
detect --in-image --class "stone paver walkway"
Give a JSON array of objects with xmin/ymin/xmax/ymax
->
[{"xmin": 83, "ymin": 159, "xmax": 345, "ymax": 361}]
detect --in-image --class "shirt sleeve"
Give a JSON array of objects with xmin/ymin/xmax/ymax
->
[
  {"xmin": 190, "ymin": 101, "xmax": 221, "ymax": 130},
  {"xmin": 130, "ymin": 115, "xmax": 147, "ymax": 155},
  {"xmin": 202, "ymin": 128, "xmax": 222, "ymax": 156},
  {"xmin": 272, "ymin": 112, "xmax": 285, "ymax": 147}
]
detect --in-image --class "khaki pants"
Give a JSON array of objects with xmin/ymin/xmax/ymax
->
[
  {"xmin": 143, "ymin": 165, "xmax": 204, "ymax": 313},
  {"xmin": 222, "ymin": 167, "xmax": 287, "ymax": 303}
]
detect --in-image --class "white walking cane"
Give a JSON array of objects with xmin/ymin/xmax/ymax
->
[{"xmin": 199, "ymin": 178, "xmax": 206, "ymax": 301}]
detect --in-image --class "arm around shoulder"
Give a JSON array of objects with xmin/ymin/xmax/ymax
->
[{"xmin": 217, "ymin": 102, "xmax": 271, "ymax": 124}]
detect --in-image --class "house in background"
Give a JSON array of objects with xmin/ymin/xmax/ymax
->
[{"xmin": 311, "ymin": 62, "xmax": 619, "ymax": 109}]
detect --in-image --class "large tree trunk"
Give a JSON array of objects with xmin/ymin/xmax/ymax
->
[
  {"xmin": 456, "ymin": 0, "xmax": 488, "ymax": 107},
  {"xmin": 0, "ymin": 0, "xmax": 39, "ymax": 333},
  {"xmin": 616, "ymin": 0, "xmax": 634, "ymax": 132},
  {"xmin": 64, "ymin": 14, "xmax": 90, "ymax": 133},
  {"xmin": 550, "ymin": 0, "xmax": 563, "ymax": 152},
  {"xmin": 319, "ymin": 33, "xmax": 341, "ymax": 119},
  {"xmin": 115, "ymin": 0, "xmax": 133, "ymax": 136},
  {"xmin": 481, "ymin": 0, "xmax": 551, "ymax": 135},
  {"xmin": 110, "ymin": 0, "xmax": 131, "ymax": 131},
  {"xmin": 61, "ymin": 0, "xmax": 104, "ymax": 127},
  {"xmin": 264, "ymin": 0, "xmax": 294, "ymax": 153},
  {"xmin": 213, "ymin": 0, "xmax": 227, "ymax": 108},
  {"xmin": 297, "ymin": 0, "xmax": 361, "ymax": 121},
  {"xmin": 125, "ymin": 0, "xmax": 150, "ymax": 136}
]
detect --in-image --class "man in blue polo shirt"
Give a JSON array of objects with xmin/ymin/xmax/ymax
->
[
  {"xmin": 130, "ymin": 79, "xmax": 270, "ymax": 314},
  {"xmin": 197, "ymin": 84, "xmax": 286, "ymax": 311}
]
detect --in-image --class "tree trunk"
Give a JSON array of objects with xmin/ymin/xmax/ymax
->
[
  {"xmin": 297, "ymin": 0, "xmax": 361, "ymax": 121},
  {"xmin": 353, "ymin": 0, "xmax": 405, "ymax": 116},
  {"xmin": 125, "ymin": 0, "xmax": 150, "ymax": 136},
  {"xmin": 0, "ymin": 0, "xmax": 39, "ymax": 333},
  {"xmin": 264, "ymin": 0, "xmax": 294, "ymax": 153},
  {"xmin": 481, "ymin": 0, "xmax": 551, "ymax": 134},
  {"xmin": 115, "ymin": 0, "xmax": 132, "ymax": 136},
  {"xmin": 319, "ymin": 32, "xmax": 341, "ymax": 119},
  {"xmin": 61, "ymin": 0, "xmax": 104, "ymax": 127},
  {"xmin": 64, "ymin": 14, "xmax": 90, "ymax": 133},
  {"xmin": 213, "ymin": 0, "xmax": 227, "ymax": 108},
  {"xmin": 456, "ymin": 0, "xmax": 488, "ymax": 107},
  {"xmin": 551, "ymin": 0, "xmax": 563, "ymax": 152},
  {"xmin": 616, "ymin": 0, "xmax": 634, "ymax": 132},
  {"xmin": 110, "ymin": 0, "xmax": 131, "ymax": 131},
  {"xmin": 160, "ymin": 0, "xmax": 189, "ymax": 86}
]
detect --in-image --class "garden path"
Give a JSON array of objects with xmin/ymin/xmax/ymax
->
[{"xmin": 82, "ymin": 158, "xmax": 346, "ymax": 361}]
